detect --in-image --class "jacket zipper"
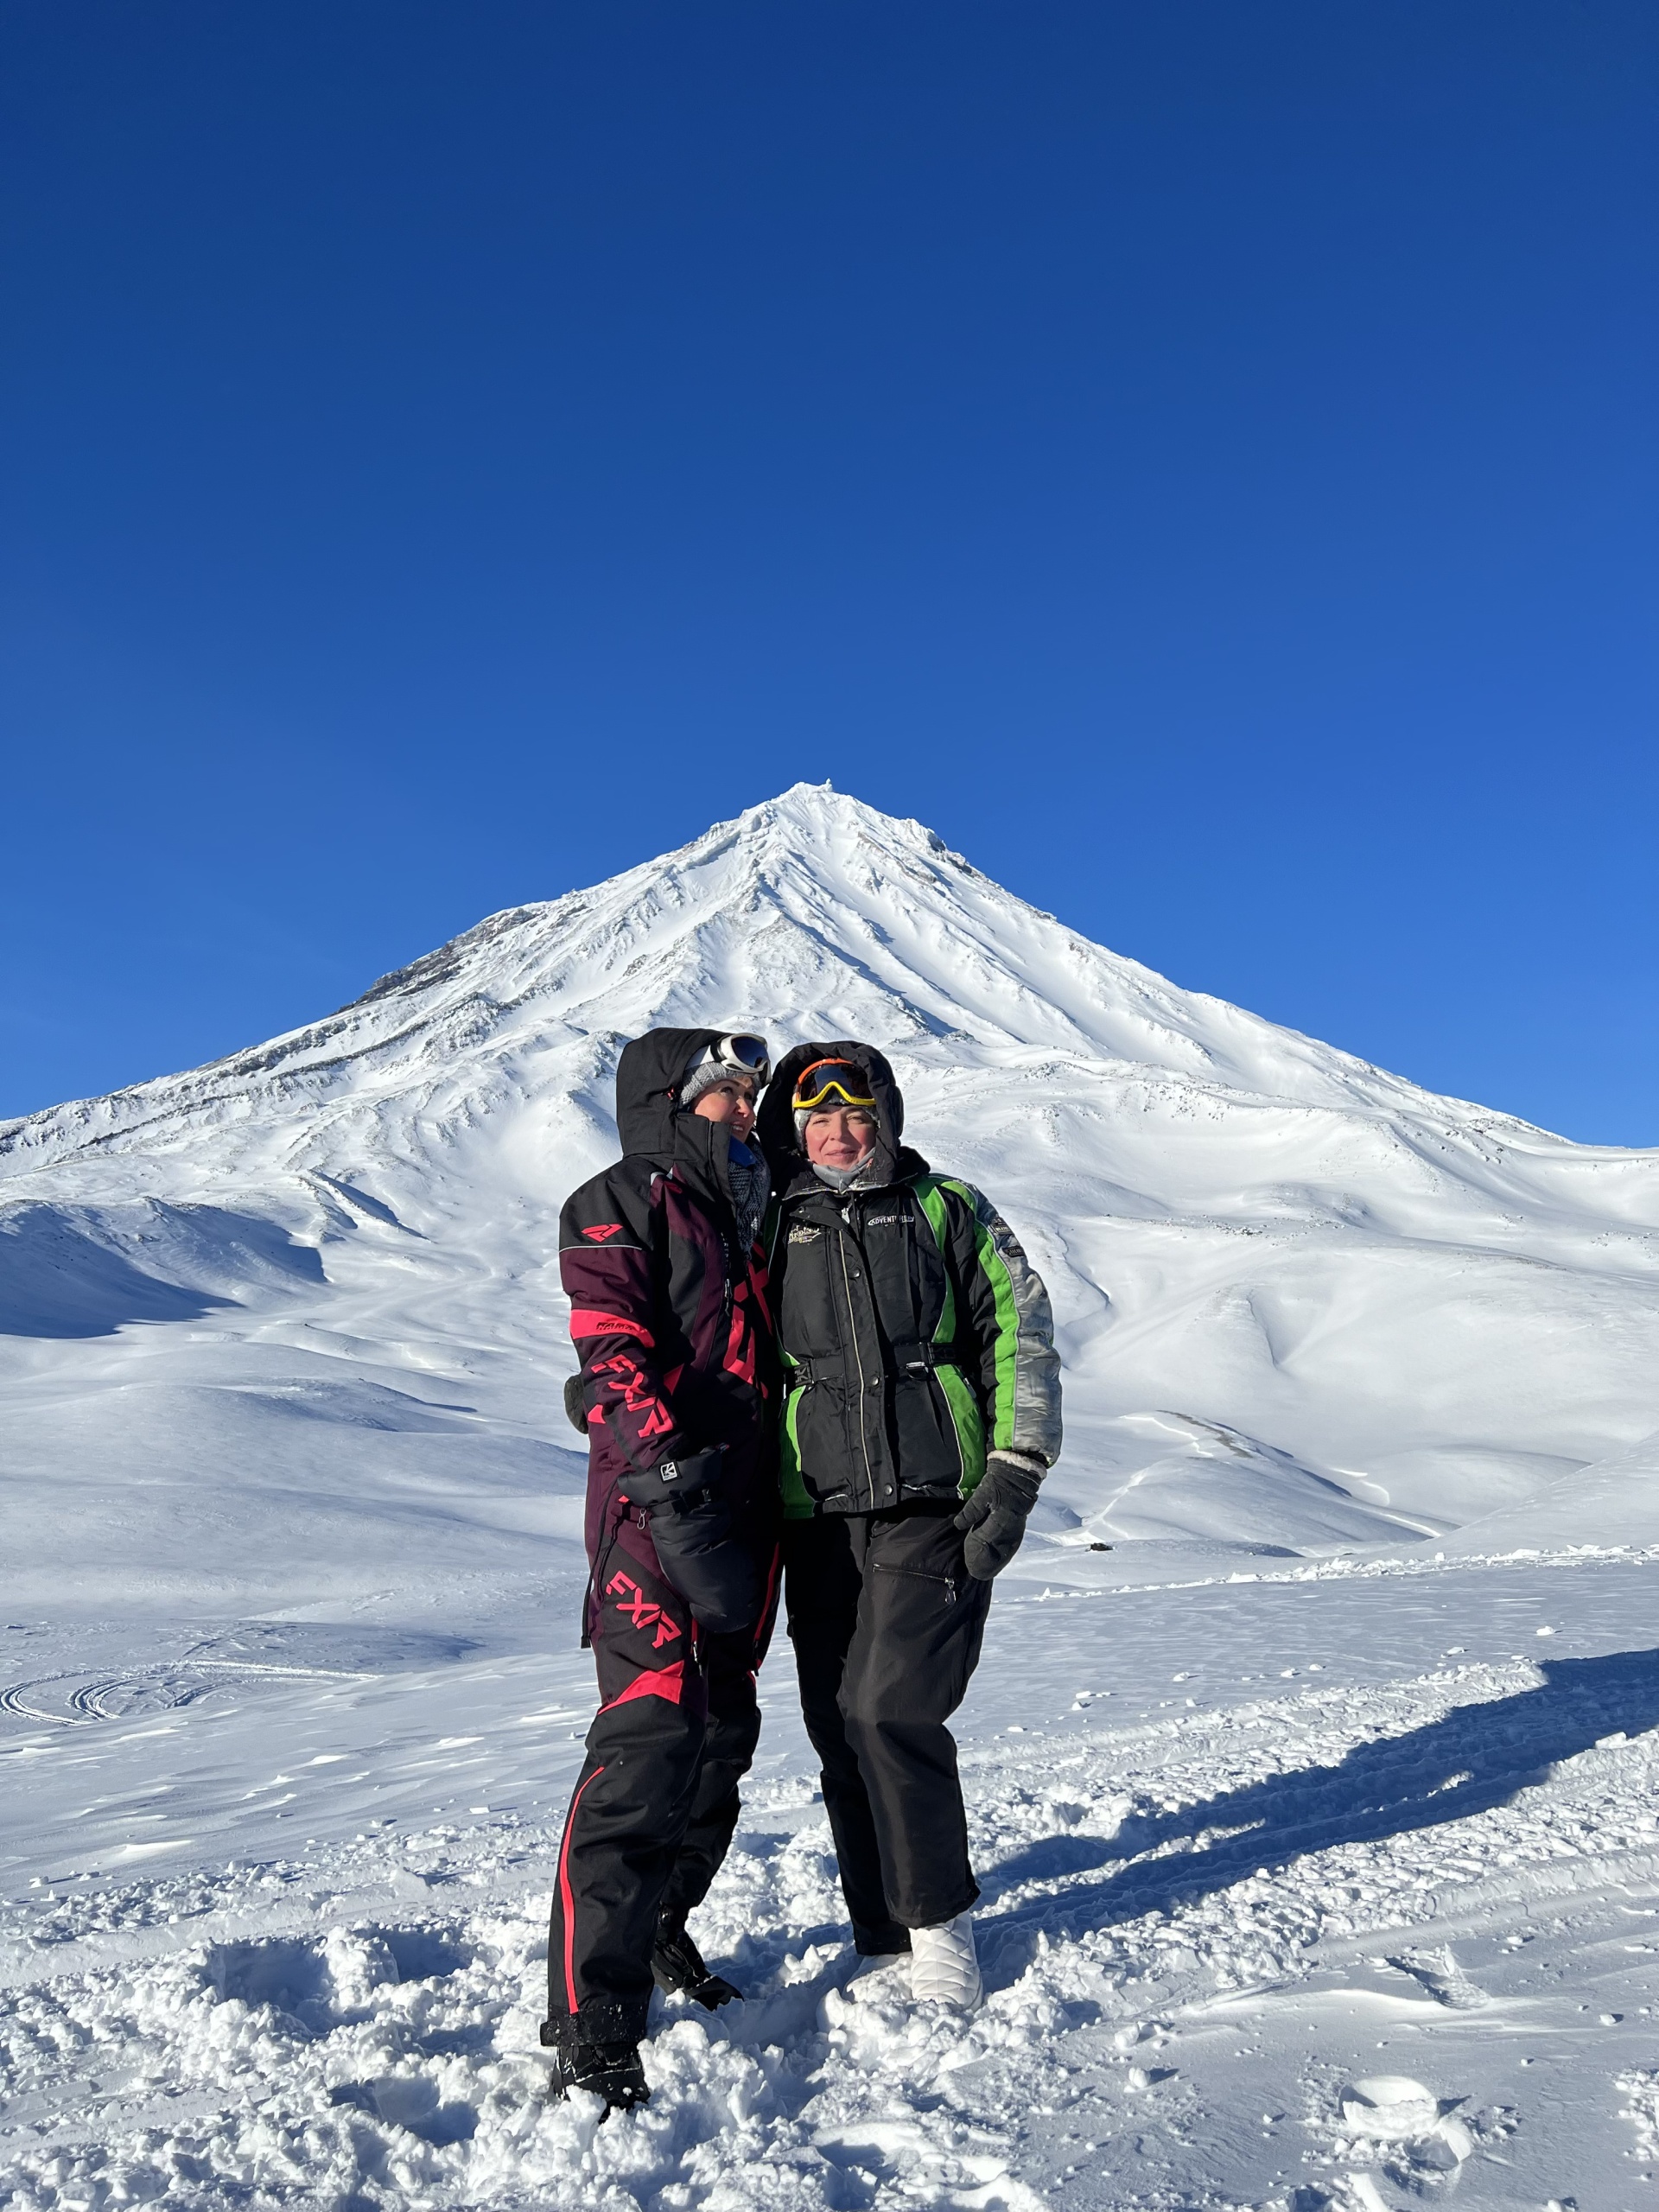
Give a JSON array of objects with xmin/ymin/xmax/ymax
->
[
  {"xmin": 836, "ymin": 1206, "xmax": 880, "ymax": 1511},
  {"xmin": 677, "ymin": 1162, "xmax": 737, "ymax": 1367}
]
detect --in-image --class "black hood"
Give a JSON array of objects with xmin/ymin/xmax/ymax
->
[
  {"xmin": 614, "ymin": 1027, "xmax": 747, "ymax": 1208},
  {"xmin": 757, "ymin": 1039, "xmax": 930, "ymax": 1198}
]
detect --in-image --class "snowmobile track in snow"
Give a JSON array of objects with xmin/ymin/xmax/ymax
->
[{"xmin": 0, "ymin": 1660, "xmax": 376, "ymax": 1726}]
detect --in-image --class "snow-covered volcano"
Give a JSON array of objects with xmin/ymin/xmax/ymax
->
[{"xmin": 3, "ymin": 782, "xmax": 1659, "ymax": 1608}]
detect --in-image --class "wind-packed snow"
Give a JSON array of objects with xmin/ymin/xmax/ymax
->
[{"xmin": 4, "ymin": 785, "xmax": 1659, "ymax": 2208}]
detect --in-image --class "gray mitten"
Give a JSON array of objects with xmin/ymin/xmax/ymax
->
[{"xmin": 953, "ymin": 1450, "xmax": 1046, "ymax": 1581}]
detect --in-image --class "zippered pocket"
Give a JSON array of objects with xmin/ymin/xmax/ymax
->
[
  {"xmin": 583, "ymin": 1511, "xmax": 626, "ymax": 1648},
  {"xmin": 874, "ymin": 1561, "xmax": 958, "ymax": 1605}
]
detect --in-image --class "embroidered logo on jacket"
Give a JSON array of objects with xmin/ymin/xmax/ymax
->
[
  {"xmin": 582, "ymin": 1223, "xmax": 625, "ymax": 1243},
  {"xmin": 572, "ymin": 1311, "xmax": 635, "ymax": 1337},
  {"xmin": 787, "ymin": 1225, "xmax": 823, "ymax": 1244}
]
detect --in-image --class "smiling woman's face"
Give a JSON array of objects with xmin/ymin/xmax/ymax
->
[{"xmin": 803, "ymin": 1105, "xmax": 877, "ymax": 1167}]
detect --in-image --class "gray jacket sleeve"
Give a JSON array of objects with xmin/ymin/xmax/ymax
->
[{"xmin": 947, "ymin": 1179, "xmax": 1064, "ymax": 1468}]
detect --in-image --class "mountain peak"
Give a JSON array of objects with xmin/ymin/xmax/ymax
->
[
  {"xmin": 644, "ymin": 781, "xmax": 976, "ymax": 895},
  {"xmin": 0, "ymin": 788, "xmax": 1634, "ymax": 1197},
  {"xmin": 0, "ymin": 786, "xmax": 1019, "ymax": 1179}
]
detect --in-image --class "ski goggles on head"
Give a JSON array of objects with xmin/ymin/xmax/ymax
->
[
  {"xmin": 711, "ymin": 1033, "xmax": 771, "ymax": 1084},
  {"xmin": 791, "ymin": 1058, "xmax": 877, "ymax": 1113}
]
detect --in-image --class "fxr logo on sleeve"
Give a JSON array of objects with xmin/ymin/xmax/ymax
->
[
  {"xmin": 593, "ymin": 1350, "xmax": 676, "ymax": 1437},
  {"xmin": 582, "ymin": 1223, "xmax": 625, "ymax": 1242}
]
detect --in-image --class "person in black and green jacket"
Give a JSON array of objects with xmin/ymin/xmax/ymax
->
[{"xmin": 756, "ymin": 1041, "xmax": 1062, "ymax": 2011}]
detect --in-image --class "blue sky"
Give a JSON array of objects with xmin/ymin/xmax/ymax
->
[{"xmin": 3, "ymin": 3, "xmax": 1654, "ymax": 1141}]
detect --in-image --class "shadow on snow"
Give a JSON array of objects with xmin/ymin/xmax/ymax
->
[
  {"xmin": 0, "ymin": 1198, "xmax": 323, "ymax": 1337},
  {"xmin": 981, "ymin": 1648, "xmax": 1659, "ymax": 1979}
]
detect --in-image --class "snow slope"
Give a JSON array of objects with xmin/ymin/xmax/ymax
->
[{"xmin": 7, "ymin": 785, "xmax": 1659, "ymax": 2209}]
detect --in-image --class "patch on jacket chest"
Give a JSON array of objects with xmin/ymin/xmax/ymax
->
[
  {"xmin": 861, "ymin": 1212, "xmax": 909, "ymax": 1229},
  {"xmin": 788, "ymin": 1224, "xmax": 823, "ymax": 1245}
]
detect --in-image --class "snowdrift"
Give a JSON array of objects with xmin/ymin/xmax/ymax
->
[{"xmin": 1446, "ymin": 1428, "xmax": 1659, "ymax": 1555}]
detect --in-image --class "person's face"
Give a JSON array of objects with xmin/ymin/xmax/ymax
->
[
  {"xmin": 691, "ymin": 1076, "xmax": 757, "ymax": 1142},
  {"xmin": 804, "ymin": 1104, "xmax": 877, "ymax": 1167}
]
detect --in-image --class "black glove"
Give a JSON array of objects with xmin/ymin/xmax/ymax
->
[
  {"xmin": 563, "ymin": 1373, "xmax": 588, "ymax": 1433},
  {"xmin": 621, "ymin": 1447, "xmax": 726, "ymax": 1511},
  {"xmin": 623, "ymin": 1448, "xmax": 760, "ymax": 1636},
  {"xmin": 953, "ymin": 1450, "xmax": 1045, "ymax": 1581}
]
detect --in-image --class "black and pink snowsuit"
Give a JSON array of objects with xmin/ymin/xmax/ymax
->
[{"xmin": 543, "ymin": 1028, "xmax": 781, "ymax": 2053}]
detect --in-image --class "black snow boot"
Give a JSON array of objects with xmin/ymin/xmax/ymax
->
[
  {"xmin": 652, "ymin": 1912, "xmax": 742, "ymax": 2010},
  {"xmin": 544, "ymin": 2036, "xmax": 650, "ymax": 2116}
]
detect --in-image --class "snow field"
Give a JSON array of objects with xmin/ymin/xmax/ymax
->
[{"xmin": 7, "ymin": 1555, "xmax": 1659, "ymax": 2209}]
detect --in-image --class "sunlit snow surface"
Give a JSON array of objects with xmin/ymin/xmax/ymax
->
[{"xmin": 4, "ymin": 785, "xmax": 1659, "ymax": 2207}]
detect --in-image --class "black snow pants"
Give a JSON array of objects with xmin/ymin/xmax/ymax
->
[
  {"xmin": 783, "ymin": 1500, "xmax": 992, "ymax": 1954},
  {"xmin": 543, "ymin": 1535, "xmax": 772, "ymax": 2050}
]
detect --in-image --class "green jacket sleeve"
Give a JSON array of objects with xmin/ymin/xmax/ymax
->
[{"xmin": 941, "ymin": 1180, "xmax": 1063, "ymax": 1466}]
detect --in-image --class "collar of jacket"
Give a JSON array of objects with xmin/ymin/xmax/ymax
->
[
  {"xmin": 613, "ymin": 1024, "xmax": 739, "ymax": 1217},
  {"xmin": 779, "ymin": 1144, "xmax": 933, "ymax": 1206}
]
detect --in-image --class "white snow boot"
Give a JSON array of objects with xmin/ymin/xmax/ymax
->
[{"xmin": 909, "ymin": 1911, "xmax": 982, "ymax": 2010}]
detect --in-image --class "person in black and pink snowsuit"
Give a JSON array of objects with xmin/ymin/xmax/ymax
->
[{"xmin": 541, "ymin": 1028, "xmax": 780, "ymax": 2114}]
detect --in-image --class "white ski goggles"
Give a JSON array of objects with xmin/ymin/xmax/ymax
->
[{"xmin": 709, "ymin": 1033, "xmax": 772, "ymax": 1085}]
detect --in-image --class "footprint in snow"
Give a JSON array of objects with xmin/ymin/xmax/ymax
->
[{"xmin": 1382, "ymin": 1942, "xmax": 1485, "ymax": 2010}]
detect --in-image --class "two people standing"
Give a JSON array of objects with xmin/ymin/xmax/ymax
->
[{"xmin": 543, "ymin": 1029, "xmax": 1062, "ymax": 2111}]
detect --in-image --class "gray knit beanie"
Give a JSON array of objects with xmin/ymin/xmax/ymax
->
[{"xmin": 682, "ymin": 1049, "xmax": 759, "ymax": 1110}]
